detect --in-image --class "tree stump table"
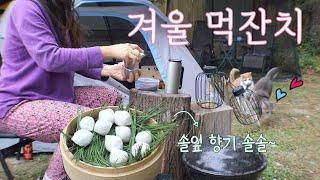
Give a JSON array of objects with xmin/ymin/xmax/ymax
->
[
  {"xmin": 129, "ymin": 89, "xmax": 233, "ymax": 180},
  {"xmin": 129, "ymin": 89, "xmax": 191, "ymax": 180},
  {"xmin": 190, "ymin": 103, "xmax": 233, "ymax": 137}
]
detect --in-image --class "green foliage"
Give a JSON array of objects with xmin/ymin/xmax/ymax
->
[
  {"xmin": 298, "ymin": 27, "xmax": 320, "ymax": 72},
  {"xmin": 149, "ymin": 0, "xmax": 167, "ymax": 12},
  {"xmin": 298, "ymin": 51, "xmax": 320, "ymax": 72},
  {"xmin": 295, "ymin": 0, "xmax": 319, "ymax": 11},
  {"xmin": 301, "ymin": 30, "xmax": 320, "ymax": 55},
  {"xmin": 296, "ymin": 0, "xmax": 308, "ymax": 5},
  {"xmin": 149, "ymin": 0, "xmax": 166, "ymax": 5},
  {"xmin": 294, "ymin": 0, "xmax": 320, "ymax": 72}
]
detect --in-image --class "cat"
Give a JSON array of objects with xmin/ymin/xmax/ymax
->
[
  {"xmin": 229, "ymin": 68, "xmax": 255, "ymax": 91},
  {"xmin": 252, "ymin": 67, "xmax": 280, "ymax": 126}
]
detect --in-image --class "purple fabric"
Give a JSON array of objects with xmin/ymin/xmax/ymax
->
[{"xmin": 0, "ymin": 0, "xmax": 104, "ymax": 118}]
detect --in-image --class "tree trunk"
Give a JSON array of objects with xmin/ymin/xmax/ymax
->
[
  {"xmin": 129, "ymin": 89, "xmax": 191, "ymax": 180},
  {"xmin": 308, "ymin": 0, "xmax": 320, "ymax": 51},
  {"xmin": 310, "ymin": 0, "xmax": 320, "ymax": 31},
  {"xmin": 190, "ymin": 103, "xmax": 233, "ymax": 137},
  {"xmin": 270, "ymin": 0, "xmax": 301, "ymax": 77},
  {"xmin": 167, "ymin": 0, "xmax": 206, "ymax": 41}
]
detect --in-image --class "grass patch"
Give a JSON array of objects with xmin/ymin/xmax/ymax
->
[
  {"xmin": 232, "ymin": 73, "xmax": 320, "ymax": 179},
  {"xmin": 298, "ymin": 52, "xmax": 320, "ymax": 73},
  {"xmin": 14, "ymin": 154, "xmax": 50, "ymax": 180}
]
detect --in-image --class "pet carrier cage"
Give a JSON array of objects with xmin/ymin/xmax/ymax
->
[
  {"xmin": 195, "ymin": 66, "xmax": 224, "ymax": 109},
  {"xmin": 229, "ymin": 86, "xmax": 262, "ymax": 125}
]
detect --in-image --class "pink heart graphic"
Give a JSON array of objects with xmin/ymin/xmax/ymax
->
[{"xmin": 290, "ymin": 77, "xmax": 303, "ymax": 90}]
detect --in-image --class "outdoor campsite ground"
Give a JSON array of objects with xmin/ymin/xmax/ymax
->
[
  {"xmin": 0, "ymin": 71, "xmax": 319, "ymax": 180},
  {"xmin": 232, "ymin": 69, "xmax": 320, "ymax": 179}
]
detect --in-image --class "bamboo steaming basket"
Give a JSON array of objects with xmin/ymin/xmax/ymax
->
[{"xmin": 60, "ymin": 107, "xmax": 165, "ymax": 180}]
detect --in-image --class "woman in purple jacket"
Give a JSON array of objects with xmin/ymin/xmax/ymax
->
[{"xmin": 0, "ymin": 0, "xmax": 143, "ymax": 179}]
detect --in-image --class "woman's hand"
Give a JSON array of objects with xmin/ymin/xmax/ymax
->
[
  {"xmin": 101, "ymin": 62, "xmax": 141, "ymax": 83},
  {"xmin": 100, "ymin": 43, "xmax": 143, "ymax": 68}
]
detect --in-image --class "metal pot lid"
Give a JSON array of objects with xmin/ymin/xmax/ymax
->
[{"xmin": 182, "ymin": 135, "xmax": 267, "ymax": 177}]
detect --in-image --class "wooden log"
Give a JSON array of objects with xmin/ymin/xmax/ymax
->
[
  {"xmin": 129, "ymin": 89, "xmax": 191, "ymax": 180},
  {"xmin": 190, "ymin": 103, "xmax": 233, "ymax": 137}
]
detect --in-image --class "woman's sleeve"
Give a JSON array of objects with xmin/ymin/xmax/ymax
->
[
  {"xmin": 12, "ymin": 1, "xmax": 103, "ymax": 72},
  {"xmin": 77, "ymin": 68, "xmax": 102, "ymax": 80}
]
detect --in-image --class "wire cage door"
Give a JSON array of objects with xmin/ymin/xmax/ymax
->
[{"xmin": 229, "ymin": 86, "xmax": 262, "ymax": 125}]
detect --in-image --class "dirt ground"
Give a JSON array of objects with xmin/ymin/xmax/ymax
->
[
  {"xmin": 0, "ymin": 154, "xmax": 50, "ymax": 180},
  {"xmin": 1, "ymin": 72, "xmax": 319, "ymax": 180}
]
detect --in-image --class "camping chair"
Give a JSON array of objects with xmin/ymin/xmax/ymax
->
[
  {"xmin": 241, "ymin": 26, "xmax": 275, "ymax": 73},
  {"xmin": 189, "ymin": 20, "xmax": 214, "ymax": 68},
  {"xmin": 214, "ymin": 35, "xmax": 248, "ymax": 70}
]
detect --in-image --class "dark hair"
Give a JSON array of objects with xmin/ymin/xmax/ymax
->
[{"xmin": 38, "ymin": 0, "xmax": 84, "ymax": 48}]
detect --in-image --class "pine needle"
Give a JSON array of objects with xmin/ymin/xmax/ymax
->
[{"xmin": 67, "ymin": 104, "xmax": 176, "ymax": 168}]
